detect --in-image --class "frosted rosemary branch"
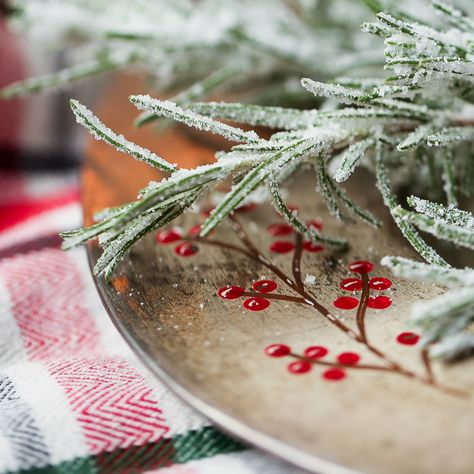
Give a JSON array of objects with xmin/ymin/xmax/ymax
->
[
  {"xmin": 60, "ymin": 1, "xmax": 474, "ymax": 360},
  {"xmin": 1, "ymin": 0, "xmax": 377, "ymax": 108},
  {"xmin": 382, "ymin": 197, "xmax": 474, "ymax": 361},
  {"xmin": 7, "ymin": 0, "xmax": 474, "ymax": 360}
]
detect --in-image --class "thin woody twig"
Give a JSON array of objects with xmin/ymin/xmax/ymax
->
[
  {"xmin": 292, "ymin": 233, "xmax": 304, "ymax": 291},
  {"xmin": 356, "ymin": 272, "xmax": 370, "ymax": 343},
  {"xmin": 422, "ymin": 347, "xmax": 435, "ymax": 384},
  {"xmin": 243, "ymin": 291, "xmax": 307, "ymax": 304},
  {"xmin": 291, "ymin": 353, "xmax": 392, "ymax": 372}
]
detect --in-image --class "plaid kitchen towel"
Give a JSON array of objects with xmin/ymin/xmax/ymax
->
[
  {"xmin": 0, "ymin": 185, "xmax": 306, "ymax": 474},
  {"xmin": 0, "ymin": 176, "xmax": 309, "ymax": 474},
  {"xmin": 0, "ymin": 17, "xmax": 304, "ymax": 474}
]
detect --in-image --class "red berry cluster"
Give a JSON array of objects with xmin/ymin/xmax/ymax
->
[
  {"xmin": 333, "ymin": 260, "xmax": 393, "ymax": 310},
  {"xmin": 267, "ymin": 213, "xmax": 325, "ymax": 254},
  {"xmin": 218, "ymin": 279, "xmax": 278, "ymax": 312},
  {"xmin": 156, "ymin": 227, "xmax": 200, "ymax": 257},
  {"xmin": 156, "ymin": 203, "xmax": 258, "ymax": 256},
  {"xmin": 264, "ymin": 343, "xmax": 362, "ymax": 381}
]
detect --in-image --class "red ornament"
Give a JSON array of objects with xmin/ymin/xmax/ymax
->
[
  {"xmin": 174, "ymin": 242, "xmax": 199, "ymax": 257},
  {"xmin": 367, "ymin": 295, "xmax": 392, "ymax": 309},
  {"xmin": 265, "ymin": 344, "xmax": 291, "ymax": 357},
  {"xmin": 369, "ymin": 277, "xmax": 392, "ymax": 290},
  {"xmin": 252, "ymin": 279, "xmax": 277, "ymax": 293},
  {"xmin": 287, "ymin": 360, "xmax": 312, "ymax": 374},
  {"xmin": 269, "ymin": 241, "xmax": 295, "ymax": 254},
  {"xmin": 333, "ymin": 296, "xmax": 359, "ymax": 310},
  {"xmin": 337, "ymin": 352, "xmax": 360, "ymax": 365},
  {"xmin": 339, "ymin": 278, "xmax": 363, "ymax": 292},
  {"xmin": 267, "ymin": 223, "xmax": 293, "ymax": 236},
  {"xmin": 156, "ymin": 229, "xmax": 182, "ymax": 244},
  {"xmin": 396, "ymin": 332, "xmax": 420, "ymax": 345},
  {"xmin": 306, "ymin": 219, "xmax": 323, "ymax": 231},
  {"xmin": 303, "ymin": 241, "xmax": 324, "ymax": 253},
  {"xmin": 218, "ymin": 285, "xmax": 245, "ymax": 300},
  {"xmin": 349, "ymin": 260, "xmax": 374, "ymax": 273},
  {"xmin": 304, "ymin": 346, "xmax": 328, "ymax": 359},
  {"xmin": 322, "ymin": 368, "xmax": 346, "ymax": 381},
  {"xmin": 243, "ymin": 297, "xmax": 270, "ymax": 311}
]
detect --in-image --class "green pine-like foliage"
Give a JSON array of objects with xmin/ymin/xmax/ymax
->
[{"xmin": 3, "ymin": 0, "xmax": 474, "ymax": 361}]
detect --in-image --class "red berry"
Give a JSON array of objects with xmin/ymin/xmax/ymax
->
[
  {"xmin": 369, "ymin": 277, "xmax": 392, "ymax": 290},
  {"xmin": 156, "ymin": 229, "xmax": 182, "ymax": 244},
  {"xmin": 218, "ymin": 285, "xmax": 245, "ymax": 300},
  {"xmin": 304, "ymin": 346, "xmax": 328, "ymax": 359},
  {"xmin": 333, "ymin": 296, "xmax": 359, "ymax": 310},
  {"xmin": 265, "ymin": 344, "xmax": 291, "ymax": 357},
  {"xmin": 303, "ymin": 241, "xmax": 324, "ymax": 253},
  {"xmin": 287, "ymin": 204, "xmax": 299, "ymax": 212},
  {"xmin": 322, "ymin": 368, "xmax": 346, "ymax": 381},
  {"xmin": 339, "ymin": 278, "xmax": 363, "ymax": 291},
  {"xmin": 306, "ymin": 219, "xmax": 323, "ymax": 231},
  {"xmin": 252, "ymin": 279, "xmax": 277, "ymax": 293},
  {"xmin": 243, "ymin": 297, "xmax": 270, "ymax": 311},
  {"xmin": 396, "ymin": 332, "xmax": 420, "ymax": 346},
  {"xmin": 189, "ymin": 224, "xmax": 201, "ymax": 237},
  {"xmin": 267, "ymin": 223, "xmax": 293, "ymax": 236},
  {"xmin": 349, "ymin": 260, "xmax": 374, "ymax": 273},
  {"xmin": 367, "ymin": 295, "xmax": 392, "ymax": 309},
  {"xmin": 287, "ymin": 360, "xmax": 312, "ymax": 374},
  {"xmin": 174, "ymin": 242, "xmax": 199, "ymax": 257},
  {"xmin": 337, "ymin": 352, "xmax": 360, "ymax": 365},
  {"xmin": 269, "ymin": 241, "xmax": 295, "ymax": 254}
]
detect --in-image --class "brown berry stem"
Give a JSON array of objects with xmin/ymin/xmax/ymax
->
[
  {"xmin": 356, "ymin": 271, "xmax": 370, "ymax": 343},
  {"xmin": 242, "ymin": 291, "xmax": 307, "ymax": 304},
  {"xmin": 292, "ymin": 233, "xmax": 304, "ymax": 292}
]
